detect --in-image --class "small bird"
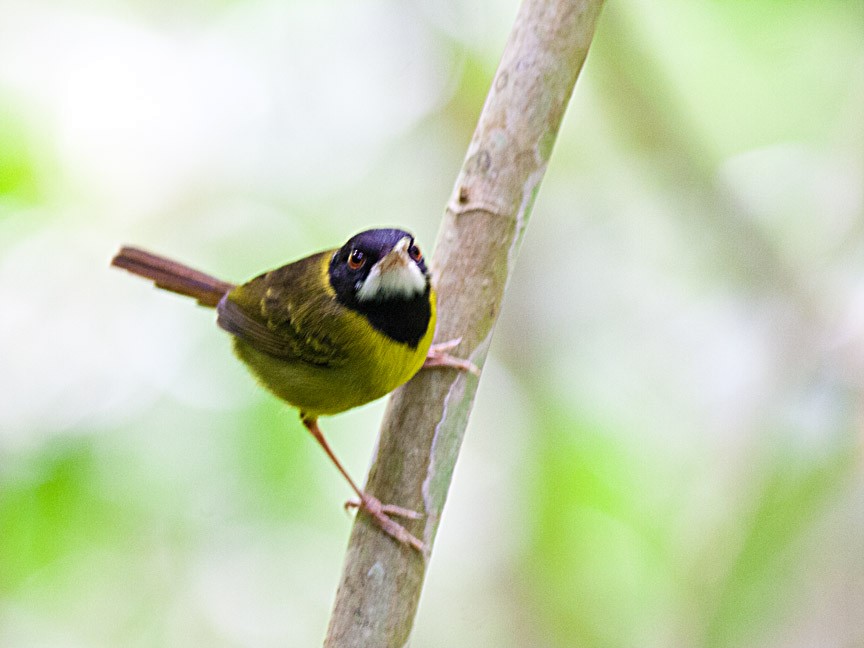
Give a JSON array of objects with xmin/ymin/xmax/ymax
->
[{"xmin": 111, "ymin": 228, "xmax": 474, "ymax": 551}]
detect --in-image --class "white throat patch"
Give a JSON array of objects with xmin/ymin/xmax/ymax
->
[{"xmin": 356, "ymin": 237, "xmax": 427, "ymax": 302}]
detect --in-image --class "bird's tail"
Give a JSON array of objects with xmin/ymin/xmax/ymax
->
[{"xmin": 111, "ymin": 246, "xmax": 235, "ymax": 307}]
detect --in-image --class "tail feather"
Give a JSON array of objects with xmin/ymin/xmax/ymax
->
[{"xmin": 111, "ymin": 246, "xmax": 235, "ymax": 307}]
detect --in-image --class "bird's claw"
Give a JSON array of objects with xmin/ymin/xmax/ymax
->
[
  {"xmin": 424, "ymin": 338, "xmax": 480, "ymax": 376},
  {"xmin": 345, "ymin": 495, "xmax": 426, "ymax": 552},
  {"xmin": 344, "ymin": 498, "xmax": 423, "ymax": 520}
]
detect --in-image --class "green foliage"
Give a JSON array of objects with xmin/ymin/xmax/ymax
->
[
  {"xmin": 229, "ymin": 398, "xmax": 322, "ymax": 520},
  {"xmin": 523, "ymin": 401, "xmax": 858, "ymax": 648},
  {"xmin": 0, "ymin": 441, "xmax": 132, "ymax": 592},
  {"xmin": 524, "ymin": 408, "xmax": 674, "ymax": 648},
  {"xmin": 0, "ymin": 105, "xmax": 40, "ymax": 204},
  {"xmin": 704, "ymin": 445, "xmax": 855, "ymax": 648}
]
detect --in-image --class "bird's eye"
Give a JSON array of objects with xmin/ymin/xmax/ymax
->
[
  {"xmin": 408, "ymin": 244, "xmax": 423, "ymax": 262},
  {"xmin": 347, "ymin": 249, "xmax": 366, "ymax": 270}
]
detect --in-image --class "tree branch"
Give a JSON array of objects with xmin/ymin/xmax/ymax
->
[{"xmin": 324, "ymin": 0, "xmax": 605, "ymax": 644}]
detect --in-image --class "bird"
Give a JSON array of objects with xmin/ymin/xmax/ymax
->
[{"xmin": 111, "ymin": 228, "xmax": 475, "ymax": 551}]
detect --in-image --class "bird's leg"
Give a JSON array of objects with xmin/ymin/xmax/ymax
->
[
  {"xmin": 424, "ymin": 338, "xmax": 480, "ymax": 375},
  {"xmin": 301, "ymin": 417, "xmax": 425, "ymax": 552}
]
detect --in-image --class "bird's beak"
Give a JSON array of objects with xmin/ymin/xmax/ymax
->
[
  {"xmin": 355, "ymin": 236, "xmax": 425, "ymax": 302},
  {"xmin": 374, "ymin": 237, "xmax": 412, "ymax": 275}
]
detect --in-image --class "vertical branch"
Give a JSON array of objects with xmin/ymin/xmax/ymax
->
[{"xmin": 325, "ymin": 0, "xmax": 605, "ymax": 645}]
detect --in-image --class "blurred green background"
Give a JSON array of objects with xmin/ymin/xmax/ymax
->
[{"xmin": 1, "ymin": 0, "xmax": 862, "ymax": 646}]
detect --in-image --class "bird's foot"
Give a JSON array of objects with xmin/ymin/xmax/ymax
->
[
  {"xmin": 345, "ymin": 498, "xmax": 423, "ymax": 519},
  {"xmin": 423, "ymin": 338, "xmax": 480, "ymax": 375},
  {"xmin": 345, "ymin": 494, "xmax": 425, "ymax": 552}
]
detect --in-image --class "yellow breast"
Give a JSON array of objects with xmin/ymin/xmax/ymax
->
[{"xmin": 232, "ymin": 273, "xmax": 436, "ymax": 418}]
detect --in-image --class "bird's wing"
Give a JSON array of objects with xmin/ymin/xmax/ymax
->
[{"xmin": 216, "ymin": 253, "xmax": 350, "ymax": 368}]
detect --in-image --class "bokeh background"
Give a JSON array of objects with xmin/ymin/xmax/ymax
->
[{"xmin": 1, "ymin": 0, "xmax": 862, "ymax": 646}]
